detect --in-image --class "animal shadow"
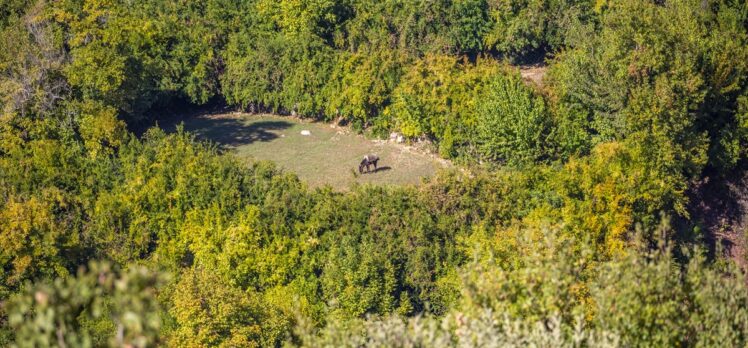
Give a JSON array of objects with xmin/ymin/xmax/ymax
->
[{"xmin": 372, "ymin": 166, "xmax": 392, "ymax": 173}]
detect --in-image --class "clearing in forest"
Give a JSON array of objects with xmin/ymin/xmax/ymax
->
[{"xmin": 164, "ymin": 113, "xmax": 448, "ymax": 189}]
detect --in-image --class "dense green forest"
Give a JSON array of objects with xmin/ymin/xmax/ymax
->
[{"xmin": 1, "ymin": 0, "xmax": 748, "ymax": 346}]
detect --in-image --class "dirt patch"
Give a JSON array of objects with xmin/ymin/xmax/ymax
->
[{"xmin": 519, "ymin": 64, "xmax": 548, "ymax": 87}]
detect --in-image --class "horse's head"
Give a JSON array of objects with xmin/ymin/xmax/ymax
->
[{"xmin": 358, "ymin": 160, "xmax": 365, "ymax": 174}]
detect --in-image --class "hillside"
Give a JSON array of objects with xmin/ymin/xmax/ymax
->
[{"xmin": 1, "ymin": 0, "xmax": 748, "ymax": 347}]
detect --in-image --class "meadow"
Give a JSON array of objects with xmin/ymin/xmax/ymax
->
[{"xmin": 166, "ymin": 113, "xmax": 447, "ymax": 189}]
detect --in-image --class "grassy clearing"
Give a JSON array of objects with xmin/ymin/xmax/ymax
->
[{"xmin": 164, "ymin": 113, "xmax": 449, "ymax": 189}]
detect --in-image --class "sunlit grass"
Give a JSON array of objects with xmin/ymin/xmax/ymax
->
[{"xmin": 173, "ymin": 113, "xmax": 449, "ymax": 189}]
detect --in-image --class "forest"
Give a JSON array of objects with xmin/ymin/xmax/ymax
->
[{"xmin": 1, "ymin": 0, "xmax": 748, "ymax": 346}]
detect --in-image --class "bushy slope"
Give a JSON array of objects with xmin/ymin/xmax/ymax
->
[{"xmin": 1, "ymin": 0, "xmax": 748, "ymax": 346}]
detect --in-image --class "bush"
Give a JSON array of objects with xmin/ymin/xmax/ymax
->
[
  {"xmin": 6, "ymin": 262, "xmax": 165, "ymax": 347},
  {"xmin": 475, "ymin": 72, "xmax": 551, "ymax": 165}
]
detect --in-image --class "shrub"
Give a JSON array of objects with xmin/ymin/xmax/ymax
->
[{"xmin": 475, "ymin": 72, "xmax": 551, "ymax": 165}]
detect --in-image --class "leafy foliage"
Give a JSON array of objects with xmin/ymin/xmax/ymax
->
[
  {"xmin": 296, "ymin": 226, "xmax": 748, "ymax": 347},
  {"xmin": 7, "ymin": 262, "xmax": 164, "ymax": 348},
  {"xmin": 484, "ymin": 0, "xmax": 594, "ymax": 59},
  {"xmin": 475, "ymin": 70, "xmax": 550, "ymax": 165},
  {"xmin": 2, "ymin": 0, "xmax": 748, "ymax": 346},
  {"xmin": 167, "ymin": 267, "xmax": 270, "ymax": 347},
  {"xmin": 547, "ymin": 0, "xmax": 748, "ymax": 174}
]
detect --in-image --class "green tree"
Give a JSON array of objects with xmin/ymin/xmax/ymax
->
[
  {"xmin": 483, "ymin": 0, "xmax": 594, "ymax": 60},
  {"xmin": 548, "ymin": 0, "xmax": 748, "ymax": 174},
  {"xmin": 449, "ymin": 0, "xmax": 491, "ymax": 54},
  {"xmin": 6, "ymin": 261, "xmax": 165, "ymax": 347},
  {"xmin": 167, "ymin": 267, "xmax": 271, "ymax": 347},
  {"xmin": 475, "ymin": 71, "xmax": 551, "ymax": 165}
]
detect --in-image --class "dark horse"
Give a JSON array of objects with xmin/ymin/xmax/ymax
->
[{"xmin": 358, "ymin": 154, "xmax": 379, "ymax": 174}]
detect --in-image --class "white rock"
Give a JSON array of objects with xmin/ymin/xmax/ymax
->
[
  {"xmin": 300, "ymin": 130, "xmax": 311, "ymax": 136},
  {"xmin": 396, "ymin": 135, "xmax": 405, "ymax": 143},
  {"xmin": 390, "ymin": 132, "xmax": 398, "ymax": 140}
]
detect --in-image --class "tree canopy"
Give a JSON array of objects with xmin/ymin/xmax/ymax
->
[{"xmin": 1, "ymin": 0, "xmax": 748, "ymax": 346}]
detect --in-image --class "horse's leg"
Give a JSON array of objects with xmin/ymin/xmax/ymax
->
[{"xmin": 374, "ymin": 160, "xmax": 378, "ymax": 171}]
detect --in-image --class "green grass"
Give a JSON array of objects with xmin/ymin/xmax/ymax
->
[{"xmin": 166, "ymin": 113, "xmax": 448, "ymax": 189}]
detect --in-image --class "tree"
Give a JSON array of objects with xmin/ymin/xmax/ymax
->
[
  {"xmin": 483, "ymin": 0, "xmax": 594, "ymax": 61},
  {"xmin": 475, "ymin": 71, "xmax": 551, "ymax": 165},
  {"xmin": 547, "ymin": 0, "xmax": 748, "ymax": 174},
  {"xmin": 167, "ymin": 267, "xmax": 269, "ymax": 347},
  {"xmin": 6, "ymin": 262, "xmax": 165, "ymax": 347},
  {"xmin": 0, "ymin": 4, "xmax": 68, "ymax": 118}
]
